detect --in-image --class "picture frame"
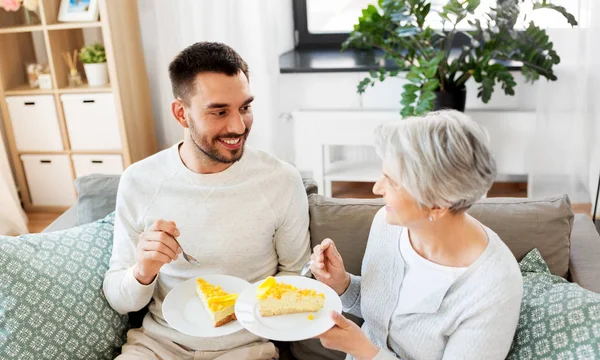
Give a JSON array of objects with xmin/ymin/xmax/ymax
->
[{"xmin": 57, "ymin": 0, "xmax": 99, "ymax": 22}]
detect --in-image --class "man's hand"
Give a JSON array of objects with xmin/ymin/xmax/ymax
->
[
  {"xmin": 133, "ymin": 219, "xmax": 181, "ymax": 285},
  {"xmin": 318, "ymin": 311, "xmax": 380, "ymax": 360},
  {"xmin": 310, "ymin": 238, "xmax": 350, "ymax": 295}
]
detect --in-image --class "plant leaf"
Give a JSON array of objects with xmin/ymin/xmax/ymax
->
[
  {"xmin": 533, "ymin": 3, "xmax": 577, "ymax": 26},
  {"xmin": 423, "ymin": 79, "xmax": 440, "ymax": 92},
  {"xmin": 406, "ymin": 71, "xmax": 422, "ymax": 83},
  {"xmin": 400, "ymin": 105, "xmax": 415, "ymax": 118}
]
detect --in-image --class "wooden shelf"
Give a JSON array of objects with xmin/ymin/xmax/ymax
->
[
  {"xmin": 46, "ymin": 22, "xmax": 102, "ymax": 31},
  {"xmin": 70, "ymin": 150, "xmax": 122, "ymax": 155},
  {"xmin": 0, "ymin": 0, "xmax": 156, "ymax": 212},
  {"xmin": 18, "ymin": 150, "xmax": 68, "ymax": 155},
  {"xmin": 0, "ymin": 24, "xmax": 43, "ymax": 34},
  {"xmin": 18, "ymin": 149, "xmax": 122, "ymax": 155},
  {"xmin": 4, "ymin": 84, "xmax": 54, "ymax": 95},
  {"xmin": 58, "ymin": 83, "xmax": 111, "ymax": 94}
]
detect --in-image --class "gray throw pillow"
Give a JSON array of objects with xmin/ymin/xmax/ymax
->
[
  {"xmin": 0, "ymin": 212, "xmax": 129, "ymax": 360},
  {"xmin": 75, "ymin": 174, "xmax": 121, "ymax": 225},
  {"xmin": 507, "ymin": 249, "xmax": 600, "ymax": 359}
]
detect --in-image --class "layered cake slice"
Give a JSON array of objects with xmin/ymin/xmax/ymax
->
[
  {"xmin": 196, "ymin": 278, "xmax": 238, "ymax": 327},
  {"xmin": 256, "ymin": 276, "xmax": 325, "ymax": 317}
]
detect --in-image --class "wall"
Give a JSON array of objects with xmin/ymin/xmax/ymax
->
[
  {"xmin": 278, "ymin": 71, "xmax": 538, "ymax": 178},
  {"xmin": 278, "ymin": 28, "xmax": 595, "ymax": 205},
  {"xmin": 136, "ymin": 0, "xmax": 295, "ymax": 154}
]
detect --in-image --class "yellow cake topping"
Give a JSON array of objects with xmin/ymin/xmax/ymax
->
[
  {"xmin": 256, "ymin": 276, "xmax": 325, "ymax": 300},
  {"xmin": 308, "ymin": 314, "xmax": 315, "ymax": 320},
  {"xmin": 197, "ymin": 278, "xmax": 238, "ymax": 311}
]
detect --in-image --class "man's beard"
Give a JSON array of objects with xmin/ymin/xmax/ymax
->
[{"xmin": 188, "ymin": 122, "xmax": 249, "ymax": 164}]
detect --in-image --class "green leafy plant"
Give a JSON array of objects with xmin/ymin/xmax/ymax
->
[
  {"xmin": 79, "ymin": 43, "xmax": 106, "ymax": 64},
  {"xmin": 342, "ymin": 0, "xmax": 577, "ymax": 117}
]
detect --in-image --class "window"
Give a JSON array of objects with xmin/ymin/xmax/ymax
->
[{"xmin": 295, "ymin": 0, "xmax": 579, "ymax": 48}]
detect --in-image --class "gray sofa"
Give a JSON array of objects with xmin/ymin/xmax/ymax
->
[{"xmin": 45, "ymin": 174, "xmax": 600, "ymax": 360}]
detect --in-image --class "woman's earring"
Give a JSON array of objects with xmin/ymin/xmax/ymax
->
[{"xmin": 429, "ymin": 216, "xmax": 434, "ymax": 222}]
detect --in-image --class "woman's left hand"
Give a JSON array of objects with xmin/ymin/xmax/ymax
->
[{"xmin": 318, "ymin": 311, "xmax": 380, "ymax": 360}]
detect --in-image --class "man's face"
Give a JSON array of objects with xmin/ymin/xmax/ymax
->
[{"xmin": 184, "ymin": 71, "xmax": 254, "ymax": 164}]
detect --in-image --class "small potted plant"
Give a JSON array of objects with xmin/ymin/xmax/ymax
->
[{"xmin": 79, "ymin": 43, "xmax": 108, "ymax": 86}]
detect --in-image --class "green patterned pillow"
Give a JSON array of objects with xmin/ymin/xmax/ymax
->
[
  {"xmin": 508, "ymin": 249, "xmax": 600, "ymax": 360},
  {"xmin": 0, "ymin": 212, "xmax": 129, "ymax": 360}
]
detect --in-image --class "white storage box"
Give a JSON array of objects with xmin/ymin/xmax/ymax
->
[
  {"xmin": 72, "ymin": 154, "xmax": 124, "ymax": 178},
  {"xmin": 60, "ymin": 93, "xmax": 122, "ymax": 151},
  {"xmin": 6, "ymin": 95, "xmax": 63, "ymax": 151},
  {"xmin": 21, "ymin": 155, "xmax": 76, "ymax": 207}
]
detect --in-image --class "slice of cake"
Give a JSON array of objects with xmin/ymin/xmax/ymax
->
[
  {"xmin": 256, "ymin": 276, "xmax": 325, "ymax": 317},
  {"xmin": 196, "ymin": 278, "xmax": 238, "ymax": 327}
]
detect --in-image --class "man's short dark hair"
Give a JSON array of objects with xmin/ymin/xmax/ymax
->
[{"xmin": 168, "ymin": 42, "xmax": 249, "ymax": 103}]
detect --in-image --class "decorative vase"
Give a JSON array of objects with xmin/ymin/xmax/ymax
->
[
  {"xmin": 83, "ymin": 62, "xmax": 108, "ymax": 86},
  {"xmin": 434, "ymin": 85, "xmax": 467, "ymax": 112}
]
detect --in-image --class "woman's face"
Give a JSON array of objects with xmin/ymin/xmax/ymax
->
[{"xmin": 372, "ymin": 170, "xmax": 430, "ymax": 227}]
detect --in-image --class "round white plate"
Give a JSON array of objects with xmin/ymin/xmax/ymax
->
[
  {"xmin": 235, "ymin": 276, "xmax": 342, "ymax": 341},
  {"xmin": 162, "ymin": 274, "xmax": 250, "ymax": 337}
]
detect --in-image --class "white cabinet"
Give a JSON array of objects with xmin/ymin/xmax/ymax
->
[
  {"xmin": 61, "ymin": 93, "xmax": 122, "ymax": 151},
  {"xmin": 21, "ymin": 155, "xmax": 76, "ymax": 207},
  {"xmin": 72, "ymin": 154, "xmax": 124, "ymax": 178},
  {"xmin": 6, "ymin": 95, "xmax": 63, "ymax": 151}
]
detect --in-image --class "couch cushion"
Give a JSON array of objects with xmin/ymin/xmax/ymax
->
[
  {"xmin": 307, "ymin": 194, "xmax": 384, "ymax": 276},
  {"xmin": 507, "ymin": 249, "xmax": 600, "ymax": 359},
  {"xmin": 75, "ymin": 174, "xmax": 121, "ymax": 225},
  {"xmin": 468, "ymin": 195, "xmax": 574, "ymax": 278},
  {"xmin": 0, "ymin": 213, "xmax": 128, "ymax": 360}
]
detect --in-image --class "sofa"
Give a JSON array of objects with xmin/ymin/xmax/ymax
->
[{"xmin": 40, "ymin": 174, "xmax": 600, "ymax": 359}]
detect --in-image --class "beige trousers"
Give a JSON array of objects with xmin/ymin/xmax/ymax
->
[{"xmin": 115, "ymin": 329, "xmax": 279, "ymax": 360}]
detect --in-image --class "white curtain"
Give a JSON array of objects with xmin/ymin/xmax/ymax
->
[
  {"xmin": 136, "ymin": 0, "xmax": 295, "ymax": 153},
  {"xmin": 527, "ymin": 0, "xmax": 600, "ymax": 212},
  {"xmin": 0, "ymin": 122, "xmax": 28, "ymax": 236}
]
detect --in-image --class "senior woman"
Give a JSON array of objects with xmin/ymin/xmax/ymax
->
[{"xmin": 311, "ymin": 110, "xmax": 523, "ymax": 360}]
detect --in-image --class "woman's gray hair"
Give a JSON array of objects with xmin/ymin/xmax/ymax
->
[{"xmin": 374, "ymin": 110, "xmax": 497, "ymax": 213}]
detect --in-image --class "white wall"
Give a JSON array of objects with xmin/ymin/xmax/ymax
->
[
  {"xmin": 137, "ymin": 0, "xmax": 295, "ymax": 154},
  {"xmin": 278, "ymin": 71, "xmax": 538, "ymax": 177}
]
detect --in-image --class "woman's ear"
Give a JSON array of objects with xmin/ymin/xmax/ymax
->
[
  {"xmin": 429, "ymin": 206, "xmax": 451, "ymax": 222},
  {"xmin": 172, "ymin": 99, "xmax": 189, "ymax": 128}
]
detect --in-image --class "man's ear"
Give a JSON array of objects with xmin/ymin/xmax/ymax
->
[{"xmin": 172, "ymin": 99, "xmax": 189, "ymax": 128}]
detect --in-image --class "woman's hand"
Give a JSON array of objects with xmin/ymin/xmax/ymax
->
[
  {"xmin": 310, "ymin": 238, "xmax": 350, "ymax": 295},
  {"xmin": 318, "ymin": 311, "xmax": 380, "ymax": 360}
]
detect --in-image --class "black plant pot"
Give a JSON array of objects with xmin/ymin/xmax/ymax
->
[{"xmin": 434, "ymin": 86, "xmax": 466, "ymax": 112}]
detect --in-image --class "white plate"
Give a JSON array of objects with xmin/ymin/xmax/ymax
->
[
  {"xmin": 162, "ymin": 274, "xmax": 250, "ymax": 337},
  {"xmin": 235, "ymin": 276, "xmax": 342, "ymax": 341}
]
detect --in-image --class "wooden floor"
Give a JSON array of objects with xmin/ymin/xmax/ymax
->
[
  {"xmin": 24, "ymin": 181, "xmax": 593, "ymax": 234},
  {"xmin": 26, "ymin": 212, "xmax": 62, "ymax": 233}
]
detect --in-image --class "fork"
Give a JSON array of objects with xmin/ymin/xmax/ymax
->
[
  {"xmin": 169, "ymin": 234, "xmax": 201, "ymax": 266},
  {"xmin": 300, "ymin": 259, "xmax": 314, "ymax": 277}
]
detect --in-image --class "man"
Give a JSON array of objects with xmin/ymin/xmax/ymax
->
[{"xmin": 103, "ymin": 42, "xmax": 310, "ymax": 360}]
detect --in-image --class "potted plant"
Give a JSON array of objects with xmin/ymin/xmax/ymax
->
[
  {"xmin": 79, "ymin": 43, "xmax": 108, "ymax": 86},
  {"xmin": 343, "ymin": 0, "xmax": 577, "ymax": 117}
]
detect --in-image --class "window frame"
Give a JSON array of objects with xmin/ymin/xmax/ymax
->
[
  {"xmin": 292, "ymin": 0, "xmax": 514, "ymax": 50},
  {"xmin": 293, "ymin": 0, "xmax": 350, "ymax": 49}
]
